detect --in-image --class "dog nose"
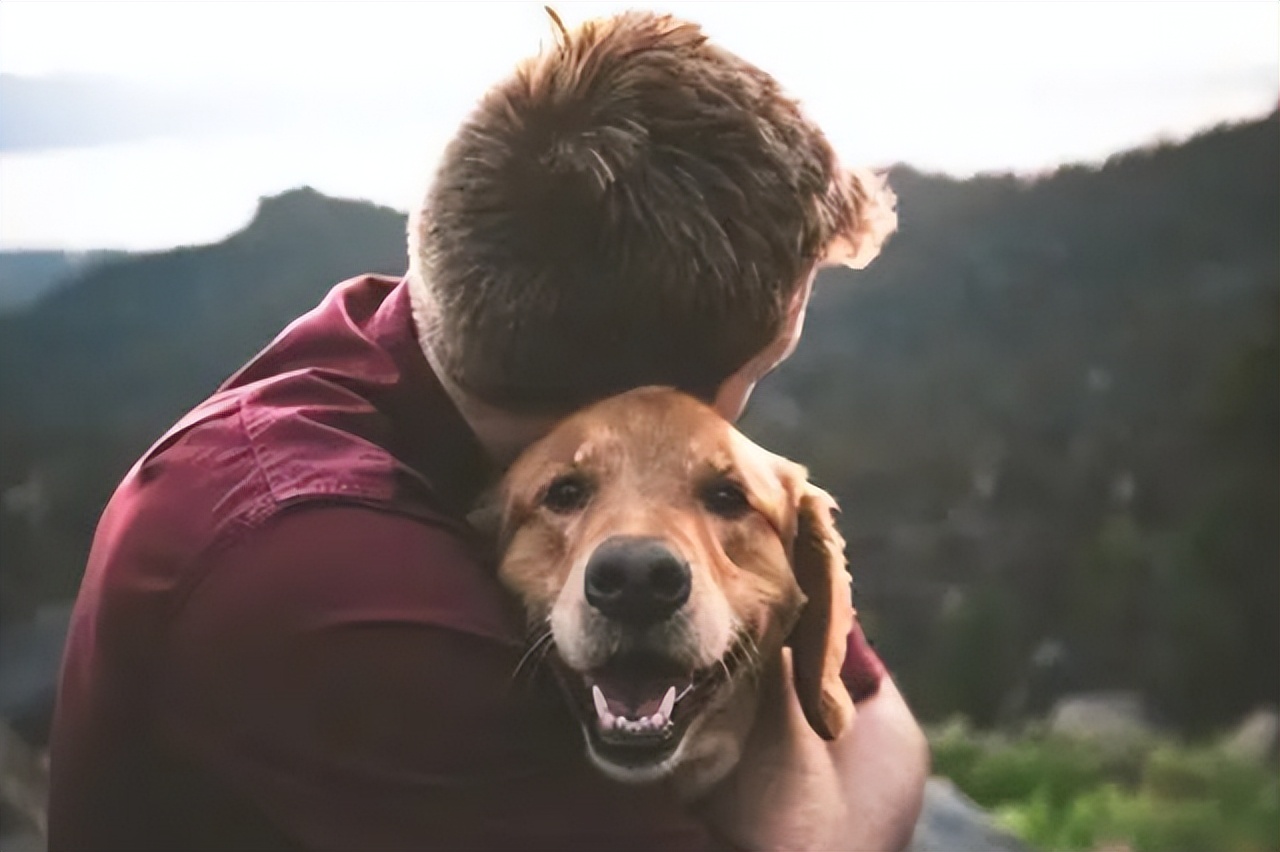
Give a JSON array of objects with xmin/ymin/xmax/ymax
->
[{"xmin": 584, "ymin": 536, "xmax": 691, "ymax": 625}]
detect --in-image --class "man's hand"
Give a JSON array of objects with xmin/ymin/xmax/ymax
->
[{"xmin": 697, "ymin": 651, "xmax": 930, "ymax": 852}]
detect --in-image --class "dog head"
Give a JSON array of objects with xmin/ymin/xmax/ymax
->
[{"xmin": 493, "ymin": 387, "xmax": 855, "ymax": 789}]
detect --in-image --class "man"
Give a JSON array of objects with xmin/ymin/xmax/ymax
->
[{"xmin": 49, "ymin": 11, "xmax": 927, "ymax": 851}]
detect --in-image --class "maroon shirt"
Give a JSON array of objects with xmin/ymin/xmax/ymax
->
[{"xmin": 48, "ymin": 275, "xmax": 884, "ymax": 852}]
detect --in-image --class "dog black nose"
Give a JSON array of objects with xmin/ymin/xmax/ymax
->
[{"xmin": 584, "ymin": 536, "xmax": 691, "ymax": 625}]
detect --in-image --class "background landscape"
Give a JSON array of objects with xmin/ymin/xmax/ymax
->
[
  {"xmin": 3, "ymin": 115, "xmax": 1277, "ymax": 851},
  {"xmin": 1, "ymin": 2, "xmax": 1277, "ymax": 850}
]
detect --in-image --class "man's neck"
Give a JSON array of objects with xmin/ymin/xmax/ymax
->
[
  {"xmin": 432, "ymin": 369, "xmax": 559, "ymax": 470},
  {"xmin": 410, "ymin": 279, "xmax": 559, "ymax": 469}
]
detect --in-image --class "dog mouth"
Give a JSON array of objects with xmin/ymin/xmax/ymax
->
[{"xmin": 554, "ymin": 639, "xmax": 749, "ymax": 771}]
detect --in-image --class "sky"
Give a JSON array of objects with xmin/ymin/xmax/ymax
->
[{"xmin": 0, "ymin": 0, "xmax": 1276, "ymax": 251}]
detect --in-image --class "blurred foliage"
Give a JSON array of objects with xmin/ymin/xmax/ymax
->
[
  {"xmin": 931, "ymin": 721, "xmax": 1280, "ymax": 852},
  {"xmin": 0, "ymin": 115, "xmax": 1276, "ymax": 734},
  {"xmin": 744, "ymin": 113, "xmax": 1279, "ymax": 733}
]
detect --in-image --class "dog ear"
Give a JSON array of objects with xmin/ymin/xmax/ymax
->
[{"xmin": 787, "ymin": 483, "xmax": 856, "ymax": 741}]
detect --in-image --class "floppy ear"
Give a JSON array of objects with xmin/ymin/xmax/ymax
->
[{"xmin": 788, "ymin": 483, "xmax": 856, "ymax": 741}]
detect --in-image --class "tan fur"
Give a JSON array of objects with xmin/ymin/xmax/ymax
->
[{"xmin": 495, "ymin": 387, "xmax": 855, "ymax": 795}]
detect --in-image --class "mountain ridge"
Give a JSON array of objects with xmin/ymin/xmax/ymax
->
[{"xmin": 1, "ymin": 113, "xmax": 1275, "ymax": 731}]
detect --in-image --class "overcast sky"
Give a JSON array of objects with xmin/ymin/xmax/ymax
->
[{"xmin": 0, "ymin": 1, "xmax": 1276, "ymax": 250}]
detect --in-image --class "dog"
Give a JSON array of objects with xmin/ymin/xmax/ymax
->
[{"xmin": 491, "ymin": 386, "xmax": 856, "ymax": 798}]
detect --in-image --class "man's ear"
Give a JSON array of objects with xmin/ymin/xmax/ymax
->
[
  {"xmin": 821, "ymin": 167, "xmax": 898, "ymax": 270},
  {"xmin": 787, "ymin": 483, "xmax": 856, "ymax": 741}
]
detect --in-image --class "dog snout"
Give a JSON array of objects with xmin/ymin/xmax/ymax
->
[{"xmin": 584, "ymin": 536, "xmax": 691, "ymax": 625}]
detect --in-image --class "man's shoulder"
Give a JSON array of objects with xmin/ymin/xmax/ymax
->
[
  {"xmin": 178, "ymin": 502, "xmax": 523, "ymax": 650},
  {"xmin": 141, "ymin": 271, "xmax": 479, "ymax": 532},
  {"xmin": 105, "ymin": 379, "xmax": 413, "ymax": 555},
  {"xmin": 119, "ymin": 332, "xmax": 460, "ymax": 548},
  {"xmin": 95, "ymin": 378, "xmax": 480, "ymax": 623}
]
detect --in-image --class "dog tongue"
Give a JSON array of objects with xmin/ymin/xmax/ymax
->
[{"xmin": 590, "ymin": 672, "xmax": 690, "ymax": 718}]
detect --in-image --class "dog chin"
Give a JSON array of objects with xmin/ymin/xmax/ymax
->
[
  {"xmin": 584, "ymin": 711, "xmax": 748, "ymax": 800},
  {"xmin": 584, "ymin": 731, "xmax": 689, "ymax": 783}
]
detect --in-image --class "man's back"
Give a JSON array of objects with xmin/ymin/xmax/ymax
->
[
  {"xmin": 48, "ymin": 10, "xmax": 927, "ymax": 850},
  {"xmin": 48, "ymin": 276, "xmax": 730, "ymax": 851}
]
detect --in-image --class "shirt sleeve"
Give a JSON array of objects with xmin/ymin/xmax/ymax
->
[
  {"xmin": 154, "ymin": 504, "xmax": 735, "ymax": 852},
  {"xmin": 841, "ymin": 617, "xmax": 887, "ymax": 703}
]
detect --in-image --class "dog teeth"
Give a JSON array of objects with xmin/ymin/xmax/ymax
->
[
  {"xmin": 590, "ymin": 684, "xmax": 675, "ymax": 735},
  {"xmin": 658, "ymin": 686, "xmax": 676, "ymax": 719},
  {"xmin": 592, "ymin": 685, "xmax": 616, "ymax": 729},
  {"xmin": 616, "ymin": 714, "xmax": 667, "ymax": 734}
]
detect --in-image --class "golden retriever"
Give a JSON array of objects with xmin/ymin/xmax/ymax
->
[{"xmin": 492, "ymin": 386, "xmax": 855, "ymax": 798}]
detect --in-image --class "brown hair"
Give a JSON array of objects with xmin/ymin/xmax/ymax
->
[{"xmin": 410, "ymin": 9, "xmax": 894, "ymax": 413}]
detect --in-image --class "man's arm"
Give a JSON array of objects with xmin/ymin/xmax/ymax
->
[
  {"xmin": 699, "ymin": 648, "xmax": 929, "ymax": 852},
  {"xmin": 826, "ymin": 675, "xmax": 931, "ymax": 851},
  {"xmin": 153, "ymin": 505, "xmax": 732, "ymax": 852}
]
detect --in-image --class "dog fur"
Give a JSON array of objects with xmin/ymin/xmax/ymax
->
[{"xmin": 492, "ymin": 387, "xmax": 855, "ymax": 798}]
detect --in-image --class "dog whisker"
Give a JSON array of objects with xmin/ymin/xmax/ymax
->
[
  {"xmin": 493, "ymin": 388, "xmax": 857, "ymax": 791},
  {"xmin": 724, "ymin": 630, "xmax": 764, "ymax": 685},
  {"xmin": 513, "ymin": 629, "xmax": 556, "ymax": 682},
  {"xmin": 716, "ymin": 655, "xmax": 732, "ymax": 683},
  {"xmin": 742, "ymin": 632, "xmax": 762, "ymax": 670}
]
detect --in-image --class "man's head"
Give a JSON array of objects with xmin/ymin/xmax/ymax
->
[{"xmin": 410, "ymin": 9, "xmax": 895, "ymax": 419}]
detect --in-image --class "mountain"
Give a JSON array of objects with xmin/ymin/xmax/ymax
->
[
  {"xmin": 0, "ymin": 74, "xmax": 177, "ymax": 151},
  {"xmin": 0, "ymin": 251, "xmax": 123, "ymax": 314},
  {"xmin": 0, "ymin": 188, "xmax": 407, "ymax": 434},
  {"xmin": 1, "ymin": 116, "xmax": 1276, "ymax": 732},
  {"xmin": 0, "ymin": 73, "xmax": 451, "ymax": 152},
  {"xmin": 743, "ymin": 114, "xmax": 1279, "ymax": 731},
  {"xmin": 0, "ymin": 187, "xmax": 408, "ymax": 621}
]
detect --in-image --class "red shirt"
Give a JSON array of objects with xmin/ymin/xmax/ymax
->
[{"xmin": 48, "ymin": 275, "xmax": 885, "ymax": 852}]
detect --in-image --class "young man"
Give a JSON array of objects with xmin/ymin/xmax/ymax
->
[{"xmin": 48, "ymin": 12, "xmax": 927, "ymax": 851}]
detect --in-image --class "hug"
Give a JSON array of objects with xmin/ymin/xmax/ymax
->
[{"xmin": 48, "ymin": 10, "xmax": 927, "ymax": 851}]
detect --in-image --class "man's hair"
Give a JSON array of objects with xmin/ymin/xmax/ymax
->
[{"xmin": 409, "ymin": 9, "xmax": 895, "ymax": 413}]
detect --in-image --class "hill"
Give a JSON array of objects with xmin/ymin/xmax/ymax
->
[
  {"xmin": 743, "ymin": 114, "xmax": 1278, "ymax": 731},
  {"xmin": 0, "ymin": 251, "xmax": 123, "ymax": 314},
  {"xmin": 1, "ymin": 116, "xmax": 1276, "ymax": 731},
  {"xmin": 0, "ymin": 188, "xmax": 407, "ymax": 433},
  {"xmin": 0, "ymin": 187, "xmax": 407, "ymax": 620}
]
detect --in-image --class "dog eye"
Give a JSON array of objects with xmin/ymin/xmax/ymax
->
[
  {"xmin": 700, "ymin": 481, "xmax": 751, "ymax": 519},
  {"xmin": 541, "ymin": 474, "xmax": 593, "ymax": 514}
]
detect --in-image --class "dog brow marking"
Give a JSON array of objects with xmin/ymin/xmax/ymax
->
[{"xmin": 691, "ymin": 456, "xmax": 736, "ymax": 484}]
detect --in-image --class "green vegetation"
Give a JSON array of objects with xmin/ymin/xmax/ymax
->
[{"xmin": 931, "ymin": 721, "xmax": 1280, "ymax": 852}]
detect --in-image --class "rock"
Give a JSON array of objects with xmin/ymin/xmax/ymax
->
[
  {"xmin": 1221, "ymin": 707, "xmax": 1279, "ymax": 764},
  {"xmin": 0, "ymin": 603, "xmax": 72, "ymax": 745},
  {"xmin": 0, "ymin": 717, "xmax": 47, "ymax": 843},
  {"xmin": 0, "ymin": 830, "xmax": 43, "ymax": 852},
  {"xmin": 908, "ymin": 777, "xmax": 1033, "ymax": 852},
  {"xmin": 1048, "ymin": 690, "xmax": 1154, "ymax": 749}
]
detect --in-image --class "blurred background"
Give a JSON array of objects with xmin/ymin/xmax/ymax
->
[{"xmin": 0, "ymin": 2, "xmax": 1276, "ymax": 850}]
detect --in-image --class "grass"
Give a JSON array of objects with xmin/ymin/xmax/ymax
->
[{"xmin": 929, "ymin": 719, "xmax": 1280, "ymax": 852}]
